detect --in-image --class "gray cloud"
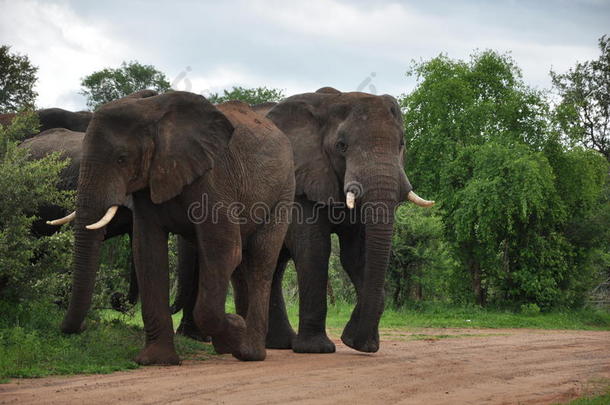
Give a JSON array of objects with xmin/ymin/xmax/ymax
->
[{"xmin": 1, "ymin": 0, "xmax": 608, "ymax": 110}]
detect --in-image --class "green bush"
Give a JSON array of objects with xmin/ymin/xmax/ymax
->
[{"xmin": 0, "ymin": 111, "xmax": 73, "ymax": 302}]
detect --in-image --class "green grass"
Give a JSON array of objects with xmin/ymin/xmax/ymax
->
[
  {"xmin": 560, "ymin": 383, "xmax": 610, "ymax": 404},
  {"xmin": 0, "ymin": 300, "xmax": 215, "ymax": 383},
  {"xmin": 292, "ymin": 301, "xmax": 610, "ymax": 331},
  {"xmin": 2, "ymin": 299, "xmax": 608, "ymax": 384}
]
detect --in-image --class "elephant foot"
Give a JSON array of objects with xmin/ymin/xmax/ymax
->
[
  {"xmin": 292, "ymin": 332, "xmax": 336, "ymax": 353},
  {"xmin": 234, "ymin": 340, "xmax": 267, "ymax": 361},
  {"xmin": 341, "ymin": 327, "xmax": 380, "ymax": 353},
  {"xmin": 135, "ymin": 343, "xmax": 180, "ymax": 365},
  {"xmin": 176, "ymin": 321, "xmax": 211, "ymax": 342},
  {"xmin": 211, "ymin": 314, "xmax": 246, "ymax": 355},
  {"xmin": 266, "ymin": 326, "xmax": 296, "ymax": 349}
]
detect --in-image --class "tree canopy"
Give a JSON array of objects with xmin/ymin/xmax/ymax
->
[
  {"xmin": 551, "ymin": 36, "xmax": 610, "ymax": 162},
  {"xmin": 0, "ymin": 45, "xmax": 38, "ymax": 113},
  {"xmin": 400, "ymin": 50, "xmax": 609, "ymax": 308},
  {"xmin": 207, "ymin": 86, "xmax": 285, "ymax": 105},
  {"xmin": 80, "ymin": 61, "xmax": 171, "ymax": 110}
]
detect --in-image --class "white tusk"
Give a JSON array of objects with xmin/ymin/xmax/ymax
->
[
  {"xmin": 46, "ymin": 211, "xmax": 76, "ymax": 226},
  {"xmin": 86, "ymin": 206, "xmax": 119, "ymax": 230},
  {"xmin": 346, "ymin": 191, "xmax": 356, "ymax": 209},
  {"xmin": 407, "ymin": 191, "xmax": 435, "ymax": 207}
]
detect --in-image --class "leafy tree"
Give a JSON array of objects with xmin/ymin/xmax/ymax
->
[
  {"xmin": 0, "ymin": 112, "xmax": 73, "ymax": 301},
  {"xmin": 551, "ymin": 35, "xmax": 610, "ymax": 161},
  {"xmin": 387, "ymin": 204, "xmax": 454, "ymax": 306},
  {"xmin": 80, "ymin": 61, "xmax": 171, "ymax": 110},
  {"xmin": 207, "ymin": 86, "xmax": 285, "ymax": 105},
  {"xmin": 401, "ymin": 50, "xmax": 608, "ymax": 308},
  {"xmin": 0, "ymin": 45, "xmax": 38, "ymax": 113}
]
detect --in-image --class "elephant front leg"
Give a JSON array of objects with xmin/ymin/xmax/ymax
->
[
  {"xmin": 132, "ymin": 205, "xmax": 179, "ymax": 365},
  {"xmin": 193, "ymin": 224, "xmax": 246, "ymax": 358},
  {"xmin": 337, "ymin": 226, "xmax": 369, "ymax": 349},
  {"xmin": 290, "ymin": 227, "xmax": 335, "ymax": 353}
]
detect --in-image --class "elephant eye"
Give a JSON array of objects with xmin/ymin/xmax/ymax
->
[
  {"xmin": 336, "ymin": 141, "xmax": 348, "ymax": 154},
  {"xmin": 400, "ymin": 138, "xmax": 405, "ymax": 148},
  {"xmin": 117, "ymin": 155, "xmax": 127, "ymax": 165}
]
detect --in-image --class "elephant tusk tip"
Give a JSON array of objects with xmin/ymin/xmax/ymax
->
[
  {"xmin": 85, "ymin": 206, "xmax": 119, "ymax": 230},
  {"xmin": 46, "ymin": 211, "xmax": 76, "ymax": 226},
  {"xmin": 346, "ymin": 191, "xmax": 356, "ymax": 209}
]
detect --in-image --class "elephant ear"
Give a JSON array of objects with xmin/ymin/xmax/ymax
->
[
  {"xmin": 149, "ymin": 94, "xmax": 234, "ymax": 204},
  {"xmin": 268, "ymin": 97, "xmax": 341, "ymax": 204}
]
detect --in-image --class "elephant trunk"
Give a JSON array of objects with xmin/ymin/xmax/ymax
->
[
  {"xmin": 60, "ymin": 211, "xmax": 105, "ymax": 333},
  {"xmin": 342, "ymin": 168, "xmax": 397, "ymax": 352},
  {"xmin": 61, "ymin": 160, "xmax": 123, "ymax": 333},
  {"xmin": 354, "ymin": 203, "xmax": 395, "ymax": 352}
]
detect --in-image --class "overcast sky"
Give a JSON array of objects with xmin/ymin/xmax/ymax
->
[{"xmin": 1, "ymin": 0, "xmax": 608, "ymax": 110}]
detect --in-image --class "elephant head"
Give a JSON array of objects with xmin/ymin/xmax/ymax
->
[
  {"xmin": 60, "ymin": 91, "xmax": 234, "ymax": 333},
  {"xmin": 267, "ymin": 87, "xmax": 432, "ymax": 351}
]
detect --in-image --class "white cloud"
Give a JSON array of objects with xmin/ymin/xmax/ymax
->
[
  {"xmin": 0, "ymin": 0, "xmax": 606, "ymax": 108},
  {"xmin": 0, "ymin": 0, "xmax": 129, "ymax": 110}
]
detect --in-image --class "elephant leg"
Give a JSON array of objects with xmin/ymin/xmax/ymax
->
[
  {"xmin": 175, "ymin": 236, "xmax": 209, "ymax": 342},
  {"xmin": 289, "ymin": 221, "xmax": 335, "ymax": 353},
  {"xmin": 336, "ymin": 225, "xmax": 368, "ymax": 348},
  {"xmin": 235, "ymin": 218, "xmax": 289, "ymax": 361},
  {"xmin": 266, "ymin": 249, "xmax": 297, "ymax": 349},
  {"xmin": 132, "ymin": 204, "xmax": 179, "ymax": 365},
  {"xmin": 193, "ymin": 223, "xmax": 245, "ymax": 358}
]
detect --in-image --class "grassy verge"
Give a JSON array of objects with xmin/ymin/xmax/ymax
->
[
  {"xmin": 0, "ymin": 300, "xmax": 214, "ymax": 383},
  {"xmin": 284, "ymin": 301, "xmax": 610, "ymax": 331},
  {"xmin": 2, "ymin": 299, "xmax": 608, "ymax": 383},
  {"xmin": 561, "ymin": 381, "xmax": 610, "ymax": 404}
]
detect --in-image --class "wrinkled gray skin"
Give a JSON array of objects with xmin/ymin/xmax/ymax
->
[
  {"xmin": 263, "ymin": 87, "xmax": 418, "ymax": 353},
  {"xmin": 172, "ymin": 88, "xmax": 425, "ymax": 353},
  {"xmin": 62, "ymin": 91, "xmax": 294, "ymax": 365}
]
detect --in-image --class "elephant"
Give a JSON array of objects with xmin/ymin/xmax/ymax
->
[
  {"xmin": 19, "ymin": 128, "xmax": 137, "ymax": 305},
  {"xmin": 57, "ymin": 91, "xmax": 294, "ymax": 365},
  {"xmin": 0, "ymin": 108, "xmax": 92, "ymax": 137},
  {"xmin": 260, "ymin": 87, "xmax": 434, "ymax": 353}
]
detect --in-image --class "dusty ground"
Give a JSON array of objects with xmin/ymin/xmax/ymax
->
[{"xmin": 1, "ymin": 328, "xmax": 609, "ymax": 405}]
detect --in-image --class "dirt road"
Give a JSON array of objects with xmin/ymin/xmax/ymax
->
[{"xmin": 1, "ymin": 328, "xmax": 608, "ymax": 405}]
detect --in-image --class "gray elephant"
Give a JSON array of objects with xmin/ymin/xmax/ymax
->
[
  {"xmin": 20, "ymin": 128, "xmax": 137, "ymax": 307},
  {"xmin": 59, "ymin": 91, "xmax": 294, "ymax": 365},
  {"xmin": 0, "ymin": 108, "xmax": 92, "ymax": 138},
  {"xmin": 263, "ymin": 87, "xmax": 434, "ymax": 353}
]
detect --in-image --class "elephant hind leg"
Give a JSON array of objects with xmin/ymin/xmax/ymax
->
[
  {"xmin": 193, "ymin": 224, "xmax": 245, "ymax": 355},
  {"xmin": 234, "ymin": 218, "xmax": 290, "ymax": 361},
  {"xmin": 175, "ymin": 237, "xmax": 210, "ymax": 342},
  {"xmin": 266, "ymin": 250, "xmax": 297, "ymax": 349}
]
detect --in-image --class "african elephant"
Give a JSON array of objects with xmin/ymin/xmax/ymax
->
[
  {"xmin": 19, "ymin": 128, "xmax": 137, "ymax": 305},
  {"xmin": 0, "ymin": 108, "xmax": 92, "ymax": 137},
  {"xmin": 263, "ymin": 87, "xmax": 433, "ymax": 353},
  {"xmin": 59, "ymin": 91, "xmax": 294, "ymax": 365}
]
